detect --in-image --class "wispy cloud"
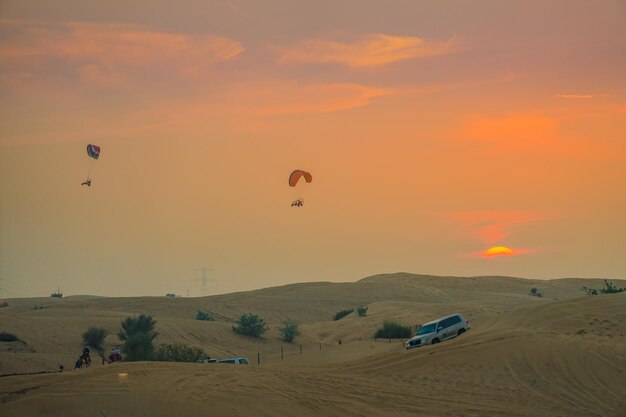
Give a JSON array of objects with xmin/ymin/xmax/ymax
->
[
  {"xmin": 460, "ymin": 113, "xmax": 558, "ymax": 148},
  {"xmin": 118, "ymin": 82, "xmax": 391, "ymax": 135},
  {"xmin": 0, "ymin": 20, "xmax": 245, "ymax": 86},
  {"xmin": 441, "ymin": 211, "xmax": 541, "ymax": 259},
  {"xmin": 444, "ymin": 210, "xmax": 543, "ymax": 244},
  {"xmin": 233, "ymin": 82, "xmax": 391, "ymax": 116},
  {"xmin": 456, "ymin": 106, "xmax": 626, "ymax": 160},
  {"xmin": 554, "ymin": 93, "xmax": 595, "ymax": 99},
  {"xmin": 276, "ymin": 33, "xmax": 457, "ymax": 67}
]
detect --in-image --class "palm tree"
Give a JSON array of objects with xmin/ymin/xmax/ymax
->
[{"xmin": 118, "ymin": 314, "xmax": 158, "ymax": 361}]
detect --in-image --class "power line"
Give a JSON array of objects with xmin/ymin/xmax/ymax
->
[{"xmin": 193, "ymin": 267, "xmax": 215, "ymax": 297}]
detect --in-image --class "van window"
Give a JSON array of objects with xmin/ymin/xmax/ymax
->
[
  {"xmin": 417, "ymin": 323, "xmax": 437, "ymax": 335},
  {"xmin": 449, "ymin": 315, "xmax": 462, "ymax": 325},
  {"xmin": 239, "ymin": 358, "xmax": 249, "ymax": 364},
  {"xmin": 438, "ymin": 318, "xmax": 451, "ymax": 330}
]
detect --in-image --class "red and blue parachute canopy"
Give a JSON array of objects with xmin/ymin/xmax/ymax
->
[{"xmin": 87, "ymin": 144, "xmax": 101, "ymax": 160}]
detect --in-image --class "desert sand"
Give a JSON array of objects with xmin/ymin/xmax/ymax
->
[{"xmin": 1, "ymin": 273, "xmax": 625, "ymax": 416}]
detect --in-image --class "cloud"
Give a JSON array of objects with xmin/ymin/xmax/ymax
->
[
  {"xmin": 554, "ymin": 94, "xmax": 595, "ymax": 99},
  {"xmin": 461, "ymin": 113, "xmax": 558, "ymax": 148},
  {"xmin": 0, "ymin": 21, "xmax": 391, "ymax": 146},
  {"xmin": 0, "ymin": 20, "xmax": 245, "ymax": 86},
  {"xmin": 76, "ymin": 63, "xmax": 124, "ymax": 87},
  {"xmin": 444, "ymin": 211, "xmax": 542, "ymax": 244},
  {"xmin": 230, "ymin": 82, "xmax": 391, "ymax": 116},
  {"xmin": 276, "ymin": 33, "xmax": 457, "ymax": 67},
  {"xmin": 120, "ymin": 81, "xmax": 391, "ymax": 136},
  {"xmin": 0, "ymin": 79, "xmax": 390, "ymax": 145},
  {"xmin": 456, "ymin": 105, "xmax": 626, "ymax": 160},
  {"xmin": 441, "ymin": 211, "xmax": 541, "ymax": 259}
]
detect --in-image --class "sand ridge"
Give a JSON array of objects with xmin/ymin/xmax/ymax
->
[{"xmin": 1, "ymin": 274, "xmax": 625, "ymax": 416}]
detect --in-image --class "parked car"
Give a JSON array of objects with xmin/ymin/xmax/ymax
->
[
  {"xmin": 217, "ymin": 357, "xmax": 250, "ymax": 364},
  {"xmin": 406, "ymin": 313, "xmax": 470, "ymax": 349}
]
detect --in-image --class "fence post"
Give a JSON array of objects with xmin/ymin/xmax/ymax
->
[
  {"xmin": 300, "ymin": 345, "xmax": 302, "ymax": 355},
  {"xmin": 281, "ymin": 346, "xmax": 283, "ymax": 360},
  {"xmin": 257, "ymin": 352, "xmax": 260, "ymax": 365},
  {"xmin": 319, "ymin": 342, "xmax": 322, "ymax": 350}
]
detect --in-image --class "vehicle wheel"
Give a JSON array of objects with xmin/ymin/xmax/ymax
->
[
  {"xmin": 458, "ymin": 328, "xmax": 466, "ymax": 336},
  {"xmin": 431, "ymin": 338, "xmax": 440, "ymax": 345}
]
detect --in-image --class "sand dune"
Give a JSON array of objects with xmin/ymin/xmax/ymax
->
[{"xmin": 1, "ymin": 274, "xmax": 625, "ymax": 416}]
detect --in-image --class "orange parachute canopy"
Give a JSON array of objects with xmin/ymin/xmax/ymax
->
[{"xmin": 289, "ymin": 170, "xmax": 312, "ymax": 187}]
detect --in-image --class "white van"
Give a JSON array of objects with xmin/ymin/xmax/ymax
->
[
  {"xmin": 217, "ymin": 357, "xmax": 250, "ymax": 364},
  {"xmin": 406, "ymin": 313, "xmax": 470, "ymax": 349}
]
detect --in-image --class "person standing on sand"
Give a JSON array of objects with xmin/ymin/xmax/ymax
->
[{"xmin": 74, "ymin": 357, "xmax": 82, "ymax": 370}]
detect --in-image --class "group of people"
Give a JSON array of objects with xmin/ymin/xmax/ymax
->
[
  {"xmin": 74, "ymin": 346, "xmax": 123, "ymax": 370},
  {"xmin": 109, "ymin": 347, "xmax": 123, "ymax": 363}
]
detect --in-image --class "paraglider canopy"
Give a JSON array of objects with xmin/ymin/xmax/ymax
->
[
  {"xmin": 289, "ymin": 170, "xmax": 312, "ymax": 187},
  {"xmin": 87, "ymin": 144, "xmax": 101, "ymax": 160}
]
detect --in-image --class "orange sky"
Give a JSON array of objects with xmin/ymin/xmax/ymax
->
[{"xmin": 1, "ymin": 1, "xmax": 625, "ymax": 297}]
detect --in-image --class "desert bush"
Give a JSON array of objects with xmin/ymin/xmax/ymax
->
[
  {"xmin": 155, "ymin": 343, "xmax": 208, "ymax": 362},
  {"xmin": 82, "ymin": 326, "xmax": 108, "ymax": 360},
  {"xmin": 374, "ymin": 321, "xmax": 411, "ymax": 339},
  {"xmin": 0, "ymin": 331, "xmax": 18, "ymax": 342},
  {"xmin": 582, "ymin": 280, "xmax": 625, "ymax": 296},
  {"xmin": 279, "ymin": 319, "xmax": 300, "ymax": 343},
  {"xmin": 232, "ymin": 313, "xmax": 268, "ymax": 337},
  {"xmin": 32, "ymin": 304, "xmax": 49, "ymax": 310},
  {"xmin": 118, "ymin": 314, "xmax": 158, "ymax": 361},
  {"xmin": 50, "ymin": 292, "xmax": 63, "ymax": 298},
  {"xmin": 333, "ymin": 309, "xmax": 354, "ymax": 321},
  {"xmin": 529, "ymin": 288, "xmax": 542, "ymax": 297},
  {"xmin": 600, "ymin": 280, "xmax": 625, "ymax": 294},
  {"xmin": 582, "ymin": 286, "xmax": 598, "ymax": 295},
  {"xmin": 195, "ymin": 310, "xmax": 215, "ymax": 321},
  {"xmin": 356, "ymin": 306, "xmax": 368, "ymax": 316}
]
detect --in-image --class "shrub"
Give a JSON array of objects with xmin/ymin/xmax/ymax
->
[
  {"xmin": 195, "ymin": 310, "xmax": 215, "ymax": 321},
  {"xmin": 600, "ymin": 280, "xmax": 625, "ymax": 294},
  {"xmin": 333, "ymin": 309, "xmax": 354, "ymax": 321},
  {"xmin": 356, "ymin": 306, "xmax": 368, "ymax": 316},
  {"xmin": 32, "ymin": 304, "xmax": 49, "ymax": 310},
  {"xmin": 50, "ymin": 292, "xmax": 63, "ymax": 298},
  {"xmin": 279, "ymin": 319, "xmax": 300, "ymax": 343},
  {"xmin": 155, "ymin": 343, "xmax": 208, "ymax": 362},
  {"xmin": 582, "ymin": 280, "xmax": 625, "ymax": 296},
  {"xmin": 582, "ymin": 286, "xmax": 598, "ymax": 295},
  {"xmin": 82, "ymin": 326, "xmax": 108, "ymax": 360},
  {"xmin": 374, "ymin": 321, "xmax": 411, "ymax": 339},
  {"xmin": 122, "ymin": 332, "xmax": 156, "ymax": 361},
  {"xmin": 118, "ymin": 314, "xmax": 158, "ymax": 361},
  {"xmin": 232, "ymin": 313, "xmax": 268, "ymax": 337},
  {"xmin": 0, "ymin": 331, "xmax": 18, "ymax": 342},
  {"xmin": 529, "ymin": 288, "xmax": 542, "ymax": 297}
]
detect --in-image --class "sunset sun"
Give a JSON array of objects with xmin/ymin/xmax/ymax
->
[{"xmin": 483, "ymin": 246, "xmax": 515, "ymax": 257}]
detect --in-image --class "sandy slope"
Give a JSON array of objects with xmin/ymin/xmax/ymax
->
[{"xmin": 1, "ymin": 274, "xmax": 625, "ymax": 416}]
